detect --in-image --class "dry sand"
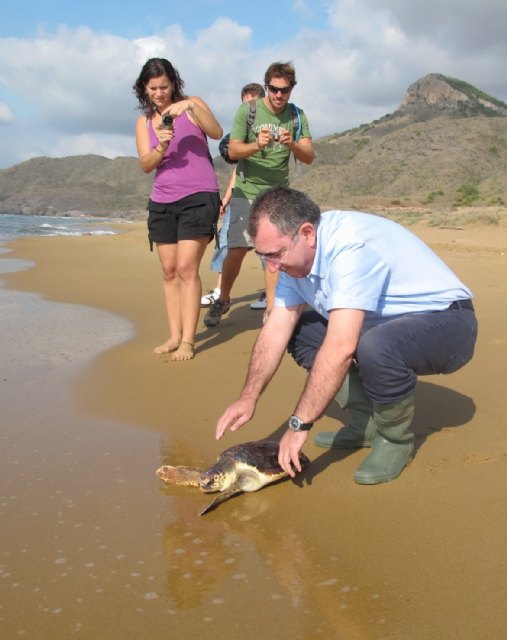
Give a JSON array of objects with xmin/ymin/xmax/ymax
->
[{"xmin": 1, "ymin": 220, "xmax": 506, "ymax": 639}]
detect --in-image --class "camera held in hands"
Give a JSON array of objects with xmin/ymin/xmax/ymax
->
[{"xmin": 161, "ymin": 114, "xmax": 174, "ymax": 129}]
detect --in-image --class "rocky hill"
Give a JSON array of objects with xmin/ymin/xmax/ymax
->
[
  {"xmin": 1, "ymin": 73, "xmax": 507, "ymax": 218},
  {"xmin": 399, "ymin": 73, "xmax": 507, "ymax": 118},
  {"xmin": 286, "ymin": 73, "xmax": 507, "ymax": 213},
  {"xmin": 0, "ymin": 155, "xmax": 152, "ymax": 217}
]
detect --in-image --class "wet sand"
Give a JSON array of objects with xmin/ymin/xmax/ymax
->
[{"xmin": 1, "ymin": 221, "xmax": 506, "ymax": 639}]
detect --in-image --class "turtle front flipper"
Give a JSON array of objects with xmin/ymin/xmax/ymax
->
[
  {"xmin": 199, "ymin": 484, "xmax": 243, "ymax": 516},
  {"xmin": 156, "ymin": 465, "xmax": 202, "ymax": 487}
]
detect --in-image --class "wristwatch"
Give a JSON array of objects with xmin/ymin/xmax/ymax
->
[{"xmin": 288, "ymin": 415, "xmax": 314, "ymax": 432}]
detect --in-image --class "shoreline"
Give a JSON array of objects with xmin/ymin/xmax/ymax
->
[{"xmin": 2, "ymin": 223, "xmax": 507, "ymax": 639}]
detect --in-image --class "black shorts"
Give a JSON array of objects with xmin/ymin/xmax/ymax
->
[{"xmin": 147, "ymin": 191, "xmax": 220, "ymax": 250}]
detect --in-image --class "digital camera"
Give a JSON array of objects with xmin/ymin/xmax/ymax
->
[{"xmin": 161, "ymin": 114, "xmax": 174, "ymax": 129}]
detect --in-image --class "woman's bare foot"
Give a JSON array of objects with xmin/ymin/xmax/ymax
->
[
  {"xmin": 153, "ymin": 338, "xmax": 181, "ymax": 354},
  {"xmin": 171, "ymin": 341, "xmax": 195, "ymax": 362}
]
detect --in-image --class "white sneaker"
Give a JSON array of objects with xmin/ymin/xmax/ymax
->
[
  {"xmin": 250, "ymin": 291, "xmax": 267, "ymax": 310},
  {"xmin": 201, "ymin": 288, "xmax": 220, "ymax": 307}
]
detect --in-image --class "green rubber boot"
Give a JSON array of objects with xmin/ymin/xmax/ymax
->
[
  {"xmin": 315, "ymin": 365, "xmax": 376, "ymax": 449},
  {"xmin": 354, "ymin": 392, "xmax": 415, "ymax": 484},
  {"xmin": 354, "ymin": 393, "xmax": 415, "ymax": 485}
]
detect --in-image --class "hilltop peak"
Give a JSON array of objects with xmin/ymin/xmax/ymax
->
[{"xmin": 398, "ymin": 73, "xmax": 507, "ymax": 119}]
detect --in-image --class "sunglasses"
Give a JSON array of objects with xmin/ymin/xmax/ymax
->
[{"xmin": 267, "ymin": 83, "xmax": 292, "ymax": 95}]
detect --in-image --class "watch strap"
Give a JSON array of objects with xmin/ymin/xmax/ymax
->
[{"xmin": 289, "ymin": 415, "xmax": 314, "ymax": 431}]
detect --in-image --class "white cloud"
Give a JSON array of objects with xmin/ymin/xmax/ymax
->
[
  {"xmin": 292, "ymin": 0, "xmax": 317, "ymax": 20},
  {"xmin": 50, "ymin": 133, "xmax": 137, "ymax": 160},
  {"xmin": 0, "ymin": 102, "xmax": 14, "ymax": 123},
  {"xmin": 359, "ymin": 0, "xmax": 507, "ymax": 51},
  {"xmin": 0, "ymin": 3, "xmax": 507, "ymax": 169}
]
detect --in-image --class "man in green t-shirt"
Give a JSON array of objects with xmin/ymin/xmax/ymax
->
[{"xmin": 204, "ymin": 61, "xmax": 314, "ymax": 328}]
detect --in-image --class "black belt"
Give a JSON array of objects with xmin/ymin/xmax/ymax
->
[{"xmin": 449, "ymin": 299, "xmax": 474, "ymax": 311}]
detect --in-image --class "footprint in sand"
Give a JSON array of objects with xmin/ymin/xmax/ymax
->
[
  {"xmin": 427, "ymin": 457, "xmax": 451, "ymax": 473},
  {"xmin": 427, "ymin": 446, "xmax": 507, "ymax": 472},
  {"xmin": 462, "ymin": 448, "xmax": 507, "ymax": 465}
]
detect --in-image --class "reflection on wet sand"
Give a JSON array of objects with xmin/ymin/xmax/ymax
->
[
  {"xmin": 0, "ymin": 284, "xmax": 372, "ymax": 640},
  {"xmin": 159, "ymin": 444, "xmax": 374, "ymax": 640}
]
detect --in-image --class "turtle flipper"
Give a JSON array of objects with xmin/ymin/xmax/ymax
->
[
  {"xmin": 156, "ymin": 465, "xmax": 202, "ymax": 487},
  {"xmin": 199, "ymin": 484, "xmax": 243, "ymax": 516}
]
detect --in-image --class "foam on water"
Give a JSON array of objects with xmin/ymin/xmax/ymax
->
[{"xmin": 0, "ymin": 213, "xmax": 124, "ymax": 240}]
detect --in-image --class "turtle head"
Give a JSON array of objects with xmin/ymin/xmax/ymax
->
[{"xmin": 199, "ymin": 469, "xmax": 227, "ymax": 493}]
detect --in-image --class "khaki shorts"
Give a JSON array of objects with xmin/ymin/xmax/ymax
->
[{"xmin": 227, "ymin": 197, "xmax": 254, "ymax": 249}]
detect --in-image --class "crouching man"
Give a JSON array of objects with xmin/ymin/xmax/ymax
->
[{"xmin": 215, "ymin": 186, "xmax": 478, "ymax": 484}]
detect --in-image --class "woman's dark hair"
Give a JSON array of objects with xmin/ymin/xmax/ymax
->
[
  {"xmin": 133, "ymin": 58, "xmax": 186, "ymax": 116},
  {"xmin": 249, "ymin": 185, "xmax": 320, "ymax": 239}
]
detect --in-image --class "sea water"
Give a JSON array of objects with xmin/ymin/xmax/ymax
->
[
  {"xmin": 0, "ymin": 213, "xmax": 126, "ymax": 276},
  {"xmin": 0, "ymin": 227, "xmax": 173, "ymax": 639},
  {"xmin": 0, "ymin": 212, "xmax": 122, "ymax": 241}
]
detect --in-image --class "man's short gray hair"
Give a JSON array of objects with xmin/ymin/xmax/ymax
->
[{"xmin": 248, "ymin": 186, "xmax": 320, "ymax": 239}]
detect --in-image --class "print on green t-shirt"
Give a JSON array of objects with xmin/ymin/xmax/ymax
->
[{"xmin": 229, "ymin": 99, "xmax": 311, "ymax": 200}]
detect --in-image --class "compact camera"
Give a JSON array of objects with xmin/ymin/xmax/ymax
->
[{"xmin": 161, "ymin": 114, "xmax": 174, "ymax": 129}]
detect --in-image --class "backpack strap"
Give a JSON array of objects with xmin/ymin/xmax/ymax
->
[
  {"xmin": 289, "ymin": 103, "xmax": 302, "ymax": 142},
  {"xmin": 247, "ymin": 99, "xmax": 257, "ymax": 134},
  {"xmin": 238, "ymin": 100, "xmax": 258, "ymax": 181},
  {"xmin": 289, "ymin": 103, "xmax": 303, "ymax": 167}
]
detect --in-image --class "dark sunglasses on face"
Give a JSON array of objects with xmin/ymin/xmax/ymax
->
[{"xmin": 267, "ymin": 83, "xmax": 292, "ymax": 95}]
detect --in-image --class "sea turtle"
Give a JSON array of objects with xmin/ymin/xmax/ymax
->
[{"xmin": 156, "ymin": 439, "xmax": 310, "ymax": 516}]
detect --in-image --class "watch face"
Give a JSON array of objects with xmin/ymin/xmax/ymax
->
[{"xmin": 289, "ymin": 416, "xmax": 301, "ymax": 431}]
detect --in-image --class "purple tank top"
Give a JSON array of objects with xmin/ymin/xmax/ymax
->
[{"xmin": 148, "ymin": 112, "xmax": 219, "ymax": 203}]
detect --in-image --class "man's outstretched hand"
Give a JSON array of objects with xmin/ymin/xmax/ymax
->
[{"xmin": 215, "ymin": 397, "xmax": 256, "ymax": 440}]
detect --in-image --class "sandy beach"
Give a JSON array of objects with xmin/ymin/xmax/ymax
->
[{"xmin": 1, "ymin": 218, "xmax": 506, "ymax": 639}]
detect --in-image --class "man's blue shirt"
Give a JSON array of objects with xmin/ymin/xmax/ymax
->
[{"xmin": 275, "ymin": 210, "xmax": 472, "ymax": 330}]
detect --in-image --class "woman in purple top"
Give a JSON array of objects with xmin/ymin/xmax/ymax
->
[{"xmin": 133, "ymin": 58, "xmax": 223, "ymax": 361}]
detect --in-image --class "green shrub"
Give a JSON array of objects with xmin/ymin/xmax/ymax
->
[
  {"xmin": 454, "ymin": 183, "xmax": 480, "ymax": 206},
  {"xmin": 422, "ymin": 190, "xmax": 444, "ymax": 204},
  {"xmin": 353, "ymin": 137, "xmax": 369, "ymax": 149}
]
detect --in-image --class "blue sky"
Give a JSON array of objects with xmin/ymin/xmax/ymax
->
[
  {"xmin": 0, "ymin": 0, "xmax": 506, "ymax": 169},
  {"xmin": 1, "ymin": 0, "xmax": 329, "ymax": 45}
]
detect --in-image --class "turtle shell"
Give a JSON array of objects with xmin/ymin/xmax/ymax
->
[
  {"xmin": 210, "ymin": 440, "xmax": 310, "ymax": 476},
  {"xmin": 199, "ymin": 439, "xmax": 310, "ymax": 497}
]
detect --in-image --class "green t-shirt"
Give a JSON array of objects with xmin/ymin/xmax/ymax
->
[{"xmin": 229, "ymin": 99, "xmax": 312, "ymax": 200}]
